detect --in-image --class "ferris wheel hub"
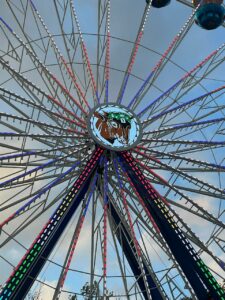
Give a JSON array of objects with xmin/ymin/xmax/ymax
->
[{"xmin": 87, "ymin": 103, "xmax": 142, "ymax": 151}]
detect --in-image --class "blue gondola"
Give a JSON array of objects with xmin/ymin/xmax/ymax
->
[
  {"xmin": 194, "ymin": 1, "xmax": 225, "ymax": 30},
  {"xmin": 146, "ymin": 0, "xmax": 170, "ymax": 8}
]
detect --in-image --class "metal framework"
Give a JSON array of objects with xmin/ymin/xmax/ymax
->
[{"xmin": 0, "ymin": 0, "xmax": 225, "ymax": 299}]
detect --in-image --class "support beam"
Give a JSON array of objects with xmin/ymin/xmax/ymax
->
[
  {"xmin": 0, "ymin": 147, "xmax": 104, "ymax": 300},
  {"xmin": 119, "ymin": 151, "xmax": 225, "ymax": 300}
]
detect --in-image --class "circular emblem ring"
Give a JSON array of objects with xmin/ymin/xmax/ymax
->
[{"xmin": 87, "ymin": 103, "xmax": 142, "ymax": 151}]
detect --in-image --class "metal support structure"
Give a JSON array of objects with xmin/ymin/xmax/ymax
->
[
  {"xmin": 0, "ymin": 147, "xmax": 104, "ymax": 300},
  {"xmin": 119, "ymin": 151, "xmax": 225, "ymax": 300}
]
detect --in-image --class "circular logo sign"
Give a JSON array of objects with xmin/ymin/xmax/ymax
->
[{"xmin": 87, "ymin": 104, "xmax": 142, "ymax": 151}]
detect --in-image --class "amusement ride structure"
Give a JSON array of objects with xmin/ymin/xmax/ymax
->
[{"xmin": 0, "ymin": 0, "xmax": 225, "ymax": 299}]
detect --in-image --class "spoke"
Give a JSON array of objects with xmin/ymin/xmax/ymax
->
[
  {"xmin": 53, "ymin": 172, "xmax": 98, "ymax": 300},
  {"xmin": 0, "ymin": 161, "xmax": 80, "ymax": 230},
  {"xmin": 0, "ymin": 87, "xmax": 87, "ymax": 134},
  {"xmin": 105, "ymin": 0, "xmax": 110, "ymax": 103},
  {"xmin": 120, "ymin": 151, "xmax": 225, "ymax": 299},
  {"xmin": 137, "ymin": 43, "xmax": 225, "ymax": 118},
  {"xmin": 0, "ymin": 57, "xmax": 87, "ymax": 131},
  {"xmin": 0, "ymin": 143, "xmax": 87, "ymax": 164},
  {"xmin": 142, "ymin": 84, "xmax": 225, "ymax": 128},
  {"xmin": 128, "ymin": 5, "xmax": 198, "ymax": 110},
  {"xmin": 31, "ymin": 0, "xmax": 91, "ymax": 111},
  {"xmin": 136, "ymin": 146, "xmax": 225, "ymax": 172},
  {"xmin": 117, "ymin": 2, "xmax": 151, "ymax": 105},
  {"xmin": 0, "ymin": 131, "xmax": 86, "ymax": 139},
  {"xmin": 0, "ymin": 175, "xmax": 75, "ymax": 249},
  {"xmin": 143, "ymin": 117, "xmax": 225, "ymax": 141},
  {"xmin": 102, "ymin": 158, "xmax": 108, "ymax": 297},
  {"xmin": 141, "ymin": 137, "xmax": 225, "ymax": 146},
  {"xmin": 0, "ymin": 112, "xmax": 87, "ymax": 137},
  {"xmin": 113, "ymin": 158, "xmax": 152, "ymax": 299},
  {"xmin": 131, "ymin": 152, "xmax": 225, "ymax": 227},
  {"xmin": 0, "ymin": 14, "xmax": 88, "ymax": 122},
  {"xmin": 0, "ymin": 147, "xmax": 104, "ymax": 299},
  {"xmin": 0, "ymin": 146, "xmax": 83, "ymax": 191},
  {"xmin": 69, "ymin": 0, "xmax": 100, "ymax": 104},
  {"xmin": 108, "ymin": 172, "xmax": 192, "ymax": 299}
]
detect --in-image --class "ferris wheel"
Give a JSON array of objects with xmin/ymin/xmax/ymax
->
[{"xmin": 0, "ymin": 0, "xmax": 225, "ymax": 299}]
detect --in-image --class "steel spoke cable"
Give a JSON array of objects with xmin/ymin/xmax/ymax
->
[
  {"xmin": 136, "ymin": 146, "xmax": 225, "ymax": 172},
  {"xmin": 95, "ymin": 0, "xmax": 107, "ymax": 101},
  {"xmin": 0, "ymin": 126, "xmax": 85, "ymax": 152},
  {"xmin": 0, "ymin": 159, "xmax": 82, "ymax": 230},
  {"xmin": 0, "ymin": 132, "xmax": 87, "ymax": 140},
  {"xmin": 153, "ymin": 143, "xmax": 223, "ymax": 156},
  {"xmin": 0, "ymin": 112, "xmax": 87, "ymax": 137},
  {"xmin": 0, "ymin": 87, "xmax": 86, "ymax": 135},
  {"xmin": 142, "ymin": 85, "xmax": 225, "ymax": 127},
  {"xmin": 0, "ymin": 158, "xmax": 63, "ymax": 190},
  {"xmin": 0, "ymin": 165, "xmax": 79, "ymax": 245},
  {"xmin": 105, "ymin": 0, "xmax": 111, "ymax": 104},
  {"xmin": 0, "ymin": 57, "xmax": 87, "ymax": 132},
  {"xmin": 159, "ymin": 200, "xmax": 225, "ymax": 273},
  {"xmin": 54, "ymin": 171, "xmax": 99, "ymax": 300},
  {"xmin": 117, "ymin": 1, "xmax": 151, "ymax": 105},
  {"xmin": 132, "ymin": 154, "xmax": 225, "ymax": 226},
  {"xmin": 143, "ymin": 117, "xmax": 225, "ymax": 138},
  {"xmin": 102, "ymin": 157, "xmax": 109, "ymax": 298},
  {"xmin": 0, "ymin": 143, "xmax": 87, "ymax": 164},
  {"xmin": 106, "ymin": 199, "xmax": 131, "ymax": 297},
  {"xmin": 0, "ymin": 172, "xmax": 78, "ymax": 239},
  {"xmin": 0, "ymin": 121, "xmax": 70, "ymax": 151},
  {"xmin": 0, "ymin": 17, "xmax": 88, "ymax": 124},
  {"xmin": 0, "ymin": 173, "xmax": 75, "ymax": 248},
  {"xmin": 0, "ymin": 125, "xmax": 68, "ymax": 151},
  {"xmin": 114, "ymin": 157, "xmax": 152, "ymax": 299},
  {"xmin": 0, "ymin": 92, "xmax": 75, "ymax": 151},
  {"xmin": 89, "ymin": 182, "xmax": 145, "ymax": 292},
  {"xmin": 144, "ymin": 111, "xmax": 225, "ymax": 141},
  {"xmin": 0, "ymin": 146, "xmax": 84, "ymax": 190},
  {"xmin": 0, "ymin": 184, "xmax": 34, "ymax": 212},
  {"xmin": 147, "ymin": 114, "xmax": 225, "ymax": 138},
  {"xmin": 122, "ymin": 171, "xmax": 160, "ymax": 235},
  {"xmin": 110, "ymin": 173, "xmax": 224, "ymax": 284},
  {"xmin": 134, "ymin": 219, "xmax": 188, "ymax": 298},
  {"xmin": 0, "ymin": 147, "xmax": 89, "ymax": 210},
  {"xmin": 28, "ymin": 0, "xmax": 91, "ymax": 113},
  {"xmin": 144, "ymin": 75, "xmax": 225, "ymax": 127},
  {"xmin": 141, "ymin": 137, "xmax": 225, "ymax": 147},
  {"xmin": 69, "ymin": 0, "xmax": 101, "ymax": 104},
  {"xmin": 0, "ymin": 27, "xmax": 85, "ymax": 124},
  {"xmin": 133, "ymin": 154, "xmax": 225, "ymax": 208},
  {"xmin": 0, "ymin": 161, "xmax": 78, "ymax": 168},
  {"xmin": 121, "ymin": 152, "xmax": 225, "ymax": 298},
  {"xmin": 108, "ymin": 176, "xmax": 171, "ymax": 281},
  {"xmin": 139, "ymin": 141, "xmax": 225, "ymax": 158},
  {"xmin": 145, "ymin": 89, "xmax": 225, "ymax": 137},
  {"xmin": 127, "ymin": 4, "xmax": 199, "ymax": 110},
  {"xmin": 137, "ymin": 42, "xmax": 225, "ymax": 118},
  {"xmin": 52, "ymin": 1, "xmax": 83, "ymax": 81},
  {"xmin": 107, "ymin": 178, "xmax": 168, "ymax": 299},
  {"xmin": 134, "ymin": 149, "xmax": 225, "ymax": 198},
  {"xmin": 0, "ymin": 170, "xmax": 79, "ymax": 191},
  {"xmin": 0, "ymin": 134, "xmax": 85, "ymax": 157}
]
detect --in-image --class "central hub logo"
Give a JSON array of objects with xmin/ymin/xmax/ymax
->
[{"xmin": 88, "ymin": 104, "xmax": 142, "ymax": 151}]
